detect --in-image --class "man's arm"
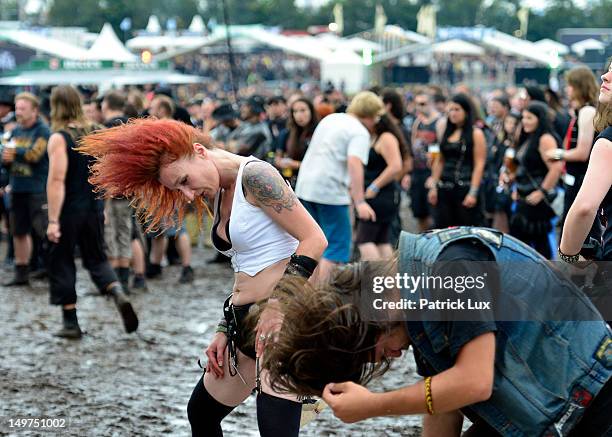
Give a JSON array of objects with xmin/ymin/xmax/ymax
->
[
  {"xmin": 322, "ymin": 332, "xmax": 495, "ymax": 423},
  {"xmin": 46, "ymin": 133, "xmax": 68, "ymax": 223},
  {"xmin": 348, "ymin": 155, "xmax": 376, "ymax": 221}
]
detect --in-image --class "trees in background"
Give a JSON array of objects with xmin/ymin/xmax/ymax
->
[{"xmin": 24, "ymin": 0, "xmax": 610, "ymax": 42}]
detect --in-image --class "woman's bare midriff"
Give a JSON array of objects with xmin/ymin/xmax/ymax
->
[{"xmin": 230, "ymin": 257, "xmax": 290, "ymax": 306}]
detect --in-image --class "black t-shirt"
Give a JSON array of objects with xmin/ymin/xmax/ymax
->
[
  {"xmin": 104, "ymin": 116, "xmax": 129, "ymax": 128},
  {"xmin": 412, "ymin": 239, "xmax": 498, "ymax": 377}
]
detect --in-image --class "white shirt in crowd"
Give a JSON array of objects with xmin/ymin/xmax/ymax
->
[{"xmin": 295, "ymin": 113, "xmax": 370, "ymax": 205}]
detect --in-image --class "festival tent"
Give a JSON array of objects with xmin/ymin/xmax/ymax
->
[
  {"xmin": 146, "ymin": 15, "xmax": 162, "ymax": 34},
  {"xmin": 0, "ymin": 63, "xmax": 203, "ymax": 87},
  {"xmin": 0, "ymin": 28, "xmax": 90, "ymax": 60},
  {"xmin": 126, "ymin": 34, "xmax": 207, "ymax": 53},
  {"xmin": 432, "ymin": 39, "xmax": 484, "ymax": 56},
  {"xmin": 85, "ymin": 23, "xmax": 137, "ymax": 62},
  {"xmin": 534, "ymin": 38, "xmax": 569, "ymax": 56},
  {"xmin": 372, "ymin": 39, "xmax": 483, "ymax": 64},
  {"xmin": 571, "ymin": 38, "xmax": 605, "ymax": 56},
  {"xmin": 188, "ymin": 15, "xmax": 206, "ymax": 34},
  {"xmin": 481, "ymin": 30, "xmax": 556, "ymax": 65},
  {"xmin": 320, "ymin": 48, "xmax": 366, "ymax": 93}
]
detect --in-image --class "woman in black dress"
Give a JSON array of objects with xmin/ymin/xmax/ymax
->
[
  {"xmin": 428, "ymin": 93, "xmax": 487, "ymax": 228},
  {"xmin": 509, "ymin": 101, "xmax": 563, "ymax": 258},
  {"xmin": 355, "ymin": 114, "xmax": 405, "ymax": 260}
]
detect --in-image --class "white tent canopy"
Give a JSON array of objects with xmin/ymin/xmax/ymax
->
[
  {"xmin": 481, "ymin": 30, "xmax": 555, "ymax": 66},
  {"xmin": 0, "ymin": 69, "xmax": 203, "ymax": 86},
  {"xmin": 534, "ymin": 38, "xmax": 569, "ymax": 55},
  {"xmin": 85, "ymin": 23, "xmax": 137, "ymax": 62},
  {"xmin": 571, "ymin": 38, "xmax": 605, "ymax": 56},
  {"xmin": 432, "ymin": 39, "xmax": 484, "ymax": 56},
  {"xmin": 146, "ymin": 15, "xmax": 162, "ymax": 34},
  {"xmin": 0, "ymin": 29, "xmax": 90, "ymax": 60},
  {"xmin": 188, "ymin": 15, "xmax": 206, "ymax": 34}
]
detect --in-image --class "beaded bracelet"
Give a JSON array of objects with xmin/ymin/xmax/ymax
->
[
  {"xmin": 215, "ymin": 318, "xmax": 228, "ymax": 334},
  {"xmin": 424, "ymin": 376, "xmax": 434, "ymax": 415},
  {"xmin": 558, "ymin": 247, "xmax": 580, "ymax": 264}
]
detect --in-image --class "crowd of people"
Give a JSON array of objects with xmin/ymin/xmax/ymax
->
[{"xmin": 1, "ymin": 55, "xmax": 611, "ymax": 436}]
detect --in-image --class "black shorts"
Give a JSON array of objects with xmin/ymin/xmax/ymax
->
[
  {"xmin": 9, "ymin": 192, "xmax": 47, "ymax": 237},
  {"xmin": 355, "ymin": 219, "xmax": 391, "ymax": 246},
  {"xmin": 223, "ymin": 295, "xmax": 256, "ymax": 360},
  {"xmin": 409, "ymin": 169, "xmax": 431, "ymax": 219}
]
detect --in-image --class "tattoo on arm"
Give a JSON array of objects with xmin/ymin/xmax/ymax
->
[{"xmin": 243, "ymin": 163, "xmax": 296, "ymax": 213}]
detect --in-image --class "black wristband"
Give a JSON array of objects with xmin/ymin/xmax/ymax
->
[{"xmin": 284, "ymin": 254, "xmax": 318, "ymax": 279}]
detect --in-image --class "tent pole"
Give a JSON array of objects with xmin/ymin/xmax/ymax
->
[{"xmin": 221, "ymin": 0, "xmax": 238, "ymax": 104}]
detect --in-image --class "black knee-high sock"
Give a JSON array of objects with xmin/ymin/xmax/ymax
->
[
  {"xmin": 256, "ymin": 392, "xmax": 301, "ymax": 437},
  {"xmin": 187, "ymin": 376, "xmax": 235, "ymax": 437}
]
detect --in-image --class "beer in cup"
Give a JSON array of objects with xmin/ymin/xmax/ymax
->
[
  {"xmin": 504, "ymin": 147, "xmax": 517, "ymax": 173},
  {"xmin": 428, "ymin": 144, "xmax": 440, "ymax": 160}
]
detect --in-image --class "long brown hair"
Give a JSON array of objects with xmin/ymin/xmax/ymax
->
[
  {"xmin": 50, "ymin": 85, "xmax": 88, "ymax": 131},
  {"xmin": 595, "ymin": 57, "xmax": 612, "ymax": 133},
  {"xmin": 261, "ymin": 263, "xmax": 397, "ymax": 397},
  {"xmin": 566, "ymin": 66, "xmax": 598, "ymax": 108},
  {"xmin": 286, "ymin": 97, "xmax": 318, "ymax": 161}
]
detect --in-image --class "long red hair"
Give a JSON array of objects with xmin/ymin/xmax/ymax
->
[{"xmin": 78, "ymin": 118, "xmax": 212, "ymax": 231}]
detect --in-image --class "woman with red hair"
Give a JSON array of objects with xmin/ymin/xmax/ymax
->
[{"xmin": 79, "ymin": 118, "xmax": 327, "ymax": 436}]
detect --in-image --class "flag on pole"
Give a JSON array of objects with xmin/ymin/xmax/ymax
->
[
  {"xmin": 374, "ymin": 3, "xmax": 387, "ymax": 35},
  {"xmin": 333, "ymin": 3, "xmax": 344, "ymax": 36},
  {"xmin": 417, "ymin": 5, "xmax": 436, "ymax": 39},
  {"xmin": 517, "ymin": 7, "xmax": 529, "ymax": 39}
]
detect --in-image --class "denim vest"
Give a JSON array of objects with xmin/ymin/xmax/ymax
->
[{"xmin": 398, "ymin": 228, "xmax": 612, "ymax": 436}]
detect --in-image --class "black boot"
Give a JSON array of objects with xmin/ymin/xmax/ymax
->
[
  {"xmin": 54, "ymin": 308, "xmax": 83, "ymax": 339},
  {"xmin": 179, "ymin": 265, "xmax": 194, "ymax": 284},
  {"xmin": 115, "ymin": 267, "xmax": 130, "ymax": 293},
  {"xmin": 131, "ymin": 274, "xmax": 147, "ymax": 291},
  {"xmin": 3, "ymin": 264, "xmax": 29, "ymax": 286},
  {"xmin": 145, "ymin": 263, "xmax": 162, "ymax": 279},
  {"xmin": 107, "ymin": 285, "xmax": 139, "ymax": 333}
]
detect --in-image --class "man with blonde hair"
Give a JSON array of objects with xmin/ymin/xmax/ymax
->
[
  {"xmin": 1, "ymin": 92, "xmax": 50, "ymax": 285},
  {"xmin": 296, "ymin": 91, "xmax": 383, "ymax": 282}
]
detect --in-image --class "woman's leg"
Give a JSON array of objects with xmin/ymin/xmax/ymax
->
[
  {"xmin": 187, "ymin": 376, "xmax": 234, "ymax": 437},
  {"xmin": 358, "ymin": 242, "xmax": 380, "ymax": 261},
  {"xmin": 257, "ymin": 370, "xmax": 302, "ymax": 437},
  {"xmin": 188, "ymin": 347, "xmax": 255, "ymax": 436}
]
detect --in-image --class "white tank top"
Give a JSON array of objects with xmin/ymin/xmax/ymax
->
[{"xmin": 211, "ymin": 157, "xmax": 299, "ymax": 276}]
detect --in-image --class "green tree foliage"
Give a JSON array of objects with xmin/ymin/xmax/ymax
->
[
  {"xmin": 528, "ymin": 0, "xmax": 588, "ymax": 41},
  {"xmin": 47, "ymin": 0, "xmax": 199, "ymax": 37},
  {"xmin": 436, "ymin": 0, "xmax": 483, "ymax": 27},
  {"xmin": 45, "ymin": 0, "xmax": 603, "ymax": 42}
]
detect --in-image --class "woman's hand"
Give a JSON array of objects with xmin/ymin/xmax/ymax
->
[
  {"xmin": 322, "ymin": 382, "xmax": 377, "ymax": 423},
  {"xmin": 47, "ymin": 222, "xmax": 61, "ymax": 243},
  {"xmin": 255, "ymin": 298, "xmax": 284, "ymax": 357},
  {"xmin": 401, "ymin": 174, "xmax": 411, "ymax": 190},
  {"xmin": 526, "ymin": 190, "xmax": 544, "ymax": 206},
  {"xmin": 427, "ymin": 188, "xmax": 438, "ymax": 206},
  {"xmin": 205, "ymin": 332, "xmax": 228, "ymax": 378},
  {"xmin": 365, "ymin": 187, "xmax": 378, "ymax": 199},
  {"xmin": 462, "ymin": 194, "xmax": 477, "ymax": 208},
  {"xmin": 544, "ymin": 148, "xmax": 564, "ymax": 162}
]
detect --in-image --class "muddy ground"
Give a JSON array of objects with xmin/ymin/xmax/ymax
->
[{"xmin": 1, "ymin": 198, "xmax": 423, "ymax": 437}]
